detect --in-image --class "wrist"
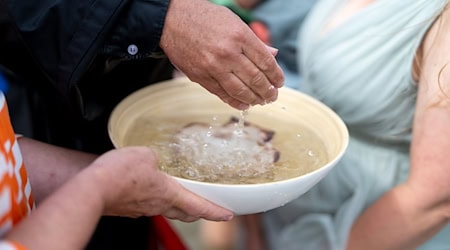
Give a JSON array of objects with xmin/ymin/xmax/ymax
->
[{"xmin": 77, "ymin": 166, "xmax": 113, "ymax": 215}]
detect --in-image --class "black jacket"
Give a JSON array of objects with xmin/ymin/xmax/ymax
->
[
  {"xmin": 0, "ymin": 0, "xmax": 171, "ymax": 119},
  {"xmin": 0, "ymin": 1, "xmax": 175, "ymax": 249},
  {"xmin": 0, "ymin": 0, "xmax": 174, "ymax": 149}
]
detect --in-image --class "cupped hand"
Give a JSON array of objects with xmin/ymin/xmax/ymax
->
[
  {"xmin": 91, "ymin": 146, "xmax": 233, "ymax": 222},
  {"xmin": 160, "ymin": 0, "xmax": 284, "ymax": 110}
]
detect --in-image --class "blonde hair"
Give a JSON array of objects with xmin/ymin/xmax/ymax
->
[{"xmin": 414, "ymin": 2, "xmax": 450, "ymax": 99}]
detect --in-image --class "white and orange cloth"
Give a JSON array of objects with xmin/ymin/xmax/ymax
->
[
  {"xmin": 0, "ymin": 92, "xmax": 33, "ymax": 250},
  {"xmin": 0, "ymin": 91, "xmax": 186, "ymax": 250}
]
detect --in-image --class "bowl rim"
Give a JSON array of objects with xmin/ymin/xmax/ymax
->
[{"xmin": 108, "ymin": 78, "xmax": 349, "ymax": 186}]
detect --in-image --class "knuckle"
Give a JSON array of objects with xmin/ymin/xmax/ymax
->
[
  {"xmin": 215, "ymin": 90, "xmax": 234, "ymax": 106},
  {"xmin": 259, "ymin": 55, "xmax": 275, "ymax": 72},
  {"xmin": 214, "ymin": 86, "xmax": 230, "ymax": 100},
  {"xmin": 202, "ymin": 55, "xmax": 217, "ymax": 70},
  {"xmin": 211, "ymin": 40, "xmax": 236, "ymax": 59},
  {"xmin": 215, "ymin": 45, "xmax": 233, "ymax": 59},
  {"xmin": 229, "ymin": 84, "xmax": 248, "ymax": 99},
  {"xmin": 225, "ymin": 99, "xmax": 244, "ymax": 109},
  {"xmin": 248, "ymin": 70, "xmax": 266, "ymax": 87},
  {"xmin": 228, "ymin": 27, "xmax": 246, "ymax": 41}
]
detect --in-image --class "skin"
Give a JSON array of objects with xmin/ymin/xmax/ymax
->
[
  {"xmin": 5, "ymin": 137, "xmax": 233, "ymax": 250},
  {"xmin": 160, "ymin": 0, "xmax": 284, "ymax": 110},
  {"xmin": 195, "ymin": 1, "xmax": 270, "ymax": 248},
  {"xmin": 236, "ymin": 0, "xmax": 450, "ymax": 249},
  {"xmin": 347, "ymin": 3, "xmax": 450, "ymax": 249},
  {"xmin": 1, "ymin": 1, "xmax": 282, "ymax": 247}
]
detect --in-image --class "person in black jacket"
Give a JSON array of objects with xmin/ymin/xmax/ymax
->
[
  {"xmin": 0, "ymin": 0, "xmax": 284, "ymax": 249},
  {"xmin": 3, "ymin": 0, "xmax": 284, "ymax": 115}
]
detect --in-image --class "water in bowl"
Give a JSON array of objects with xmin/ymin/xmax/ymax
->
[{"xmin": 123, "ymin": 110, "xmax": 328, "ymax": 184}]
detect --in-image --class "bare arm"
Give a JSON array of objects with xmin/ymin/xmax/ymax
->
[
  {"xmin": 347, "ymin": 7, "xmax": 450, "ymax": 250},
  {"xmin": 6, "ymin": 142, "xmax": 233, "ymax": 249},
  {"xmin": 6, "ymin": 162, "xmax": 105, "ymax": 250},
  {"xmin": 18, "ymin": 137, "xmax": 97, "ymax": 204}
]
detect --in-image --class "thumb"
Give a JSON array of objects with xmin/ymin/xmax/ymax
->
[{"xmin": 175, "ymin": 187, "xmax": 234, "ymax": 221}]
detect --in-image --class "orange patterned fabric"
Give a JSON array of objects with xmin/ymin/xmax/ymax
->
[
  {"xmin": 0, "ymin": 241, "xmax": 27, "ymax": 250},
  {"xmin": 0, "ymin": 92, "xmax": 34, "ymax": 249}
]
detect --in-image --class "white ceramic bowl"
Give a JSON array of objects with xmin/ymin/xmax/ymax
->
[{"xmin": 108, "ymin": 78, "xmax": 348, "ymax": 215}]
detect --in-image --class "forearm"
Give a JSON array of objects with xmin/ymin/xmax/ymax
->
[
  {"xmin": 347, "ymin": 183, "xmax": 449, "ymax": 250},
  {"xmin": 348, "ymin": 84, "xmax": 450, "ymax": 250},
  {"xmin": 18, "ymin": 137, "xmax": 97, "ymax": 204},
  {"xmin": 6, "ymin": 168, "xmax": 105, "ymax": 250}
]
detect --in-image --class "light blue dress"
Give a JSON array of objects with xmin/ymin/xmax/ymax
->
[{"xmin": 262, "ymin": 1, "xmax": 450, "ymax": 249}]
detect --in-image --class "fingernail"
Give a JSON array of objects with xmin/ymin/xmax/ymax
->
[
  {"xmin": 266, "ymin": 85, "xmax": 278, "ymax": 102},
  {"xmin": 265, "ymin": 45, "xmax": 279, "ymax": 56},
  {"xmin": 223, "ymin": 215, "xmax": 234, "ymax": 221},
  {"xmin": 239, "ymin": 103, "xmax": 250, "ymax": 110}
]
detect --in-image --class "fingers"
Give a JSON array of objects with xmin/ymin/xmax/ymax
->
[
  {"xmin": 161, "ymin": 0, "xmax": 284, "ymax": 110},
  {"xmin": 163, "ymin": 208, "xmax": 200, "ymax": 223},
  {"xmin": 163, "ymin": 205, "xmax": 232, "ymax": 223},
  {"xmin": 212, "ymin": 72, "xmax": 264, "ymax": 108},
  {"xmin": 196, "ymin": 60, "xmax": 280, "ymax": 110},
  {"xmin": 265, "ymin": 45, "xmax": 278, "ymax": 56},
  {"xmin": 210, "ymin": 45, "xmax": 283, "ymax": 109},
  {"xmin": 243, "ymin": 41, "xmax": 285, "ymax": 89},
  {"xmin": 230, "ymin": 53, "xmax": 279, "ymax": 103},
  {"xmin": 168, "ymin": 185, "xmax": 234, "ymax": 222},
  {"xmin": 196, "ymin": 76, "xmax": 252, "ymax": 110}
]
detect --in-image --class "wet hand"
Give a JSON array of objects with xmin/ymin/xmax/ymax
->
[{"xmin": 160, "ymin": 0, "xmax": 284, "ymax": 110}]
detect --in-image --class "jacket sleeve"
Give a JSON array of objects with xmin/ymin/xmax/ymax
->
[
  {"xmin": 5, "ymin": 0, "xmax": 170, "ymax": 98},
  {"xmin": 101, "ymin": 0, "xmax": 170, "ymax": 60}
]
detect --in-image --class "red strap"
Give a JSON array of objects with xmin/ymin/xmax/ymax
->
[
  {"xmin": 249, "ymin": 21, "xmax": 271, "ymax": 45},
  {"xmin": 151, "ymin": 215, "xmax": 188, "ymax": 250}
]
